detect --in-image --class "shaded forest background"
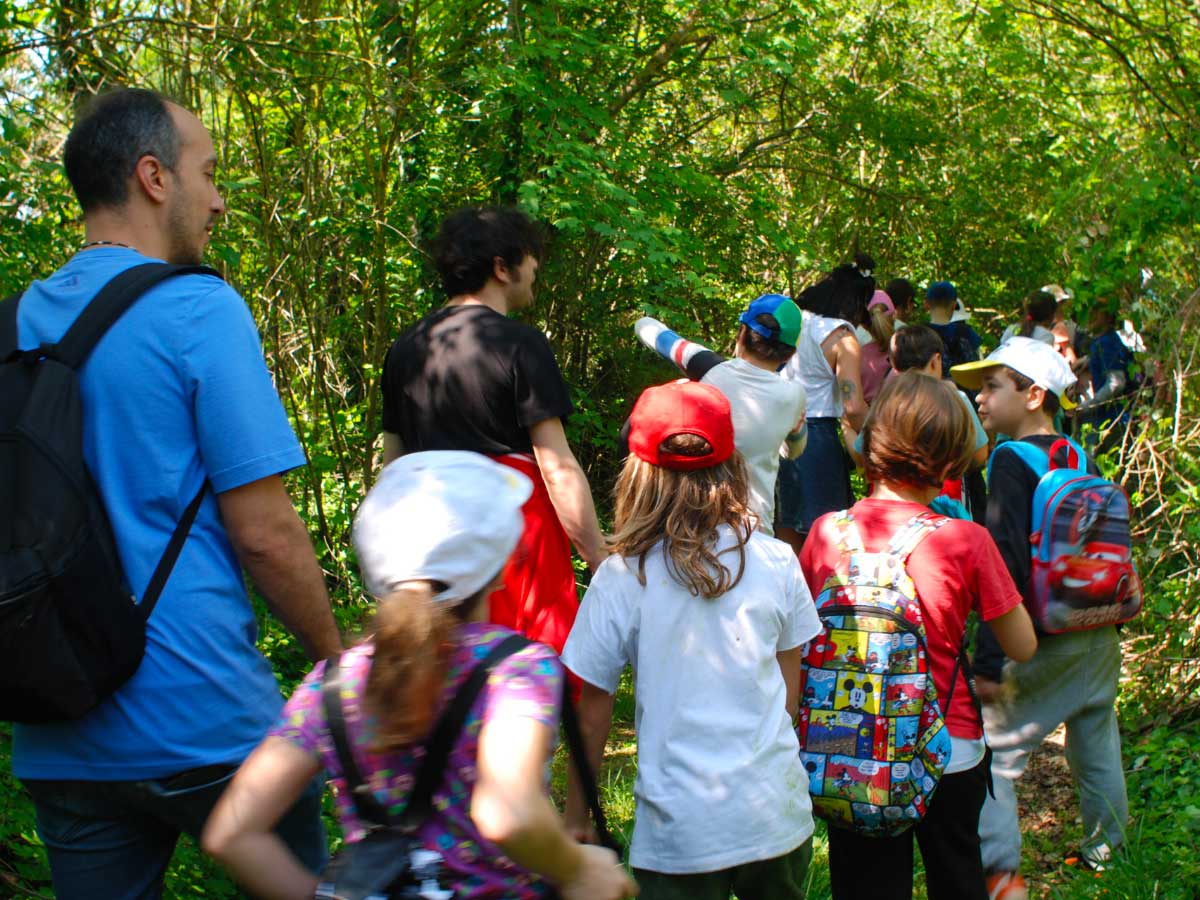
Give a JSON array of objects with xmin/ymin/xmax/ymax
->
[{"xmin": 1, "ymin": 0, "xmax": 1199, "ymax": 896}]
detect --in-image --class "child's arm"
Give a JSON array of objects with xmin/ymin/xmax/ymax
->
[
  {"xmin": 563, "ymin": 682, "xmax": 616, "ymax": 840},
  {"xmin": 988, "ymin": 604, "xmax": 1037, "ymax": 662},
  {"xmin": 777, "ymin": 647, "xmax": 804, "ymax": 720},
  {"xmin": 201, "ymin": 737, "xmax": 324, "ymax": 899},
  {"xmin": 783, "ymin": 417, "xmax": 808, "ymax": 460},
  {"xmin": 635, "ymin": 316, "xmax": 725, "ymax": 381}
]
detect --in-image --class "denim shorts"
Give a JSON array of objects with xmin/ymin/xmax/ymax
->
[{"xmin": 777, "ymin": 417, "xmax": 854, "ymax": 537}]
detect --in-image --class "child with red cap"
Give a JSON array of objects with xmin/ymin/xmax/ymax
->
[{"xmin": 563, "ymin": 379, "xmax": 822, "ymax": 900}]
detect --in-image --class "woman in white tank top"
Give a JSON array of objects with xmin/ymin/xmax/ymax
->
[{"xmin": 777, "ymin": 263, "xmax": 872, "ymax": 555}]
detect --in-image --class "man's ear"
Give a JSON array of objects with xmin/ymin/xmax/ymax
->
[
  {"xmin": 132, "ymin": 154, "xmax": 171, "ymax": 205},
  {"xmin": 492, "ymin": 255, "xmax": 514, "ymax": 285}
]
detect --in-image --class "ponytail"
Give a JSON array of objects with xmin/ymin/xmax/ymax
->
[
  {"xmin": 1019, "ymin": 290, "xmax": 1057, "ymax": 338},
  {"xmin": 365, "ymin": 583, "xmax": 479, "ymax": 751},
  {"xmin": 867, "ymin": 303, "xmax": 895, "ymax": 346}
]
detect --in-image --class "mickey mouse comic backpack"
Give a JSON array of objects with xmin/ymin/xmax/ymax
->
[
  {"xmin": 796, "ymin": 511, "xmax": 966, "ymax": 837},
  {"xmin": 988, "ymin": 437, "xmax": 1143, "ymax": 633}
]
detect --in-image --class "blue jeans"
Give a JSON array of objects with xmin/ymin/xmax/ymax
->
[
  {"xmin": 777, "ymin": 417, "xmax": 853, "ymax": 538},
  {"xmin": 22, "ymin": 766, "xmax": 326, "ymax": 899}
]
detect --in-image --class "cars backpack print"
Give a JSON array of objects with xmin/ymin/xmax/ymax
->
[
  {"xmin": 988, "ymin": 436, "xmax": 1143, "ymax": 632},
  {"xmin": 797, "ymin": 510, "xmax": 961, "ymax": 837}
]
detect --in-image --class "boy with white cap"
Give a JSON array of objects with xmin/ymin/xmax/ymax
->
[{"xmin": 951, "ymin": 339, "xmax": 1127, "ymax": 900}]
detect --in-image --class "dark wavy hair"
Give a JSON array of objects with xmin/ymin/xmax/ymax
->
[
  {"xmin": 432, "ymin": 207, "xmax": 544, "ymax": 297},
  {"xmin": 796, "ymin": 263, "xmax": 875, "ymax": 325}
]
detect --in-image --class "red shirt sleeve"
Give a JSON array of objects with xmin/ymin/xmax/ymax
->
[{"xmin": 970, "ymin": 525, "xmax": 1024, "ymax": 622}]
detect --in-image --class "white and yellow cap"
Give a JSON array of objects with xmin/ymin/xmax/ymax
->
[
  {"xmin": 353, "ymin": 451, "xmax": 532, "ymax": 603},
  {"xmin": 950, "ymin": 336, "xmax": 1077, "ymax": 409}
]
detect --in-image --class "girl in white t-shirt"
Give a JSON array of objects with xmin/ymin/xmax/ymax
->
[{"xmin": 563, "ymin": 380, "xmax": 823, "ymax": 900}]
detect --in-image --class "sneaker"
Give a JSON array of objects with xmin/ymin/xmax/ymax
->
[
  {"xmin": 986, "ymin": 871, "xmax": 1029, "ymax": 900},
  {"xmin": 1063, "ymin": 842, "xmax": 1112, "ymax": 872}
]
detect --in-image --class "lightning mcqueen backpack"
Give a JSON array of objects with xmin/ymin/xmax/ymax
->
[
  {"xmin": 797, "ymin": 510, "xmax": 974, "ymax": 837},
  {"xmin": 987, "ymin": 437, "xmax": 1142, "ymax": 633}
]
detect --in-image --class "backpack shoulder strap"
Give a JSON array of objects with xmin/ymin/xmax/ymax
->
[
  {"xmin": 831, "ymin": 510, "xmax": 865, "ymax": 555},
  {"xmin": 560, "ymin": 682, "xmax": 624, "ymax": 858},
  {"xmin": 887, "ymin": 512, "xmax": 948, "ymax": 562},
  {"xmin": 1047, "ymin": 437, "xmax": 1088, "ymax": 474},
  {"xmin": 399, "ymin": 633, "xmax": 532, "ymax": 829},
  {"xmin": 987, "ymin": 439, "xmax": 1050, "ymax": 484},
  {"xmin": 52, "ymin": 263, "xmax": 221, "ymax": 369},
  {"xmin": 1, "ymin": 291, "xmax": 21, "ymax": 359},
  {"xmin": 321, "ymin": 653, "xmax": 394, "ymax": 828}
]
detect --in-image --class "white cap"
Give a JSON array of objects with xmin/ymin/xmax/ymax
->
[
  {"xmin": 950, "ymin": 336, "xmax": 1077, "ymax": 409},
  {"xmin": 353, "ymin": 451, "xmax": 532, "ymax": 604}
]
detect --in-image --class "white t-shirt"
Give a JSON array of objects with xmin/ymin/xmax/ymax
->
[
  {"xmin": 562, "ymin": 528, "xmax": 823, "ymax": 873},
  {"xmin": 702, "ymin": 359, "xmax": 806, "ymax": 536},
  {"xmin": 1001, "ymin": 323, "xmax": 1055, "ymax": 346}
]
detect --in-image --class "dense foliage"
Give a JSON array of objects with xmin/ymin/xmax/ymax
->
[{"xmin": 1, "ymin": 0, "xmax": 1198, "ymax": 895}]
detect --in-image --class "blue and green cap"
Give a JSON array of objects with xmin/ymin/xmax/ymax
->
[{"xmin": 738, "ymin": 293, "xmax": 802, "ymax": 347}]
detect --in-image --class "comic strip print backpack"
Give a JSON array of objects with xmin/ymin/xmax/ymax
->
[
  {"xmin": 988, "ymin": 437, "xmax": 1143, "ymax": 633},
  {"xmin": 796, "ymin": 510, "xmax": 957, "ymax": 837}
]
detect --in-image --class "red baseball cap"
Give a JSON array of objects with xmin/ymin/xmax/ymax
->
[{"xmin": 627, "ymin": 380, "xmax": 735, "ymax": 471}]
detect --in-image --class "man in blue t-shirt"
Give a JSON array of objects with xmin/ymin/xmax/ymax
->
[{"xmin": 11, "ymin": 89, "xmax": 342, "ymax": 897}]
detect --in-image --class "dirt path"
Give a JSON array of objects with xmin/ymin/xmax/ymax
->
[{"xmin": 1012, "ymin": 725, "xmax": 1086, "ymax": 898}]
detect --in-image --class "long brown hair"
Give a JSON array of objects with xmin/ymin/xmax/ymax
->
[
  {"xmin": 610, "ymin": 434, "xmax": 754, "ymax": 599},
  {"xmin": 363, "ymin": 581, "xmax": 486, "ymax": 751}
]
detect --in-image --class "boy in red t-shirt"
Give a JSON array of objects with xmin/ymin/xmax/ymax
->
[{"xmin": 800, "ymin": 372, "xmax": 1036, "ymax": 900}]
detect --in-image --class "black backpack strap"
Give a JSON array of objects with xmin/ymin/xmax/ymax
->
[
  {"xmin": 320, "ymin": 634, "xmax": 535, "ymax": 831},
  {"xmin": 399, "ymin": 633, "xmax": 533, "ymax": 829},
  {"xmin": 52, "ymin": 263, "xmax": 221, "ymax": 369},
  {"xmin": 560, "ymin": 685, "xmax": 623, "ymax": 858},
  {"xmin": 0, "ymin": 291, "xmax": 20, "ymax": 360},
  {"xmin": 139, "ymin": 481, "xmax": 208, "ymax": 620},
  {"xmin": 946, "ymin": 640, "xmax": 994, "ymax": 798},
  {"xmin": 321, "ymin": 653, "xmax": 396, "ymax": 828}
]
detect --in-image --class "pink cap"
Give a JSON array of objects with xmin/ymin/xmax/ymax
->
[{"xmin": 868, "ymin": 290, "xmax": 895, "ymax": 315}]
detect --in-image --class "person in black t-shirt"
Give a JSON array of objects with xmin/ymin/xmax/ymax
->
[{"xmin": 380, "ymin": 207, "xmax": 606, "ymax": 670}]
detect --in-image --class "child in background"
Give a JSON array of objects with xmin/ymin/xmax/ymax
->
[
  {"xmin": 800, "ymin": 372, "xmax": 1036, "ymax": 900},
  {"xmin": 1001, "ymin": 290, "xmax": 1057, "ymax": 347},
  {"xmin": 925, "ymin": 281, "xmax": 983, "ymax": 377},
  {"xmin": 203, "ymin": 452, "xmax": 635, "ymax": 900},
  {"xmin": 951, "ymin": 338, "xmax": 1128, "ymax": 900},
  {"xmin": 632, "ymin": 294, "xmax": 807, "ymax": 535},
  {"xmin": 564, "ymin": 380, "xmax": 822, "ymax": 900},
  {"xmin": 1076, "ymin": 306, "xmax": 1137, "ymax": 450},
  {"xmin": 860, "ymin": 291, "xmax": 896, "ymax": 404},
  {"xmin": 884, "ymin": 278, "xmax": 916, "ymax": 327}
]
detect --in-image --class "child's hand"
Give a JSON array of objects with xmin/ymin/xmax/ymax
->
[
  {"xmin": 560, "ymin": 845, "xmax": 638, "ymax": 900},
  {"xmin": 976, "ymin": 675, "xmax": 1004, "ymax": 705}
]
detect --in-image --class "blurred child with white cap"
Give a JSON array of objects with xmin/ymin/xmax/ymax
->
[{"xmin": 203, "ymin": 451, "xmax": 637, "ymax": 900}]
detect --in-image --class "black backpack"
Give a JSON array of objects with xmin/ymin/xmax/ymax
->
[
  {"xmin": 0, "ymin": 262, "xmax": 219, "ymax": 724},
  {"xmin": 938, "ymin": 321, "xmax": 980, "ymax": 377},
  {"xmin": 317, "ymin": 635, "xmax": 621, "ymax": 900}
]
